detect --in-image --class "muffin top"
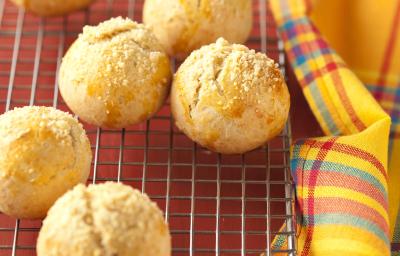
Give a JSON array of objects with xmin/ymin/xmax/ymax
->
[
  {"xmin": 59, "ymin": 17, "xmax": 171, "ymax": 128},
  {"xmin": 171, "ymin": 38, "xmax": 290, "ymax": 154},
  {"xmin": 0, "ymin": 106, "xmax": 89, "ymax": 185},
  {"xmin": 37, "ymin": 182, "xmax": 171, "ymax": 256}
]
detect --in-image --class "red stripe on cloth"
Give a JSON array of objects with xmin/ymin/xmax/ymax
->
[
  {"xmin": 304, "ymin": 0, "xmax": 312, "ymax": 15},
  {"xmin": 298, "ymin": 61, "xmax": 347, "ymax": 88},
  {"xmin": 301, "ymin": 138, "xmax": 337, "ymax": 256},
  {"xmin": 376, "ymin": 1, "xmax": 400, "ymax": 89},
  {"xmin": 301, "ymin": 171, "xmax": 388, "ymax": 212},
  {"xmin": 308, "ymin": 21, "xmax": 367, "ymax": 131},
  {"xmin": 303, "ymin": 140, "xmax": 387, "ymax": 179},
  {"xmin": 331, "ymin": 144, "xmax": 387, "ymax": 179},
  {"xmin": 302, "ymin": 197, "xmax": 389, "ymax": 234},
  {"xmin": 283, "ymin": 18, "xmax": 367, "ymax": 131},
  {"xmin": 330, "ymin": 69, "xmax": 367, "ymax": 131}
]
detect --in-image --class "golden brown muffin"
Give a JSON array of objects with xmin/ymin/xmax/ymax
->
[
  {"xmin": 171, "ymin": 38, "xmax": 290, "ymax": 154},
  {"xmin": 59, "ymin": 17, "xmax": 172, "ymax": 129},
  {"xmin": 37, "ymin": 182, "xmax": 171, "ymax": 256},
  {"xmin": 0, "ymin": 106, "xmax": 92, "ymax": 219},
  {"xmin": 143, "ymin": 0, "xmax": 253, "ymax": 59},
  {"xmin": 10, "ymin": 0, "xmax": 95, "ymax": 16}
]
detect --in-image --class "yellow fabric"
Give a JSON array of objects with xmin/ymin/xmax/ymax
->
[
  {"xmin": 310, "ymin": 0, "xmax": 400, "ymax": 239},
  {"xmin": 310, "ymin": 0, "xmax": 400, "ymax": 85},
  {"xmin": 269, "ymin": 0, "xmax": 400, "ymax": 254}
]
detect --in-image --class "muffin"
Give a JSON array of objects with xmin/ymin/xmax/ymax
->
[
  {"xmin": 37, "ymin": 182, "xmax": 171, "ymax": 256},
  {"xmin": 143, "ymin": 0, "xmax": 252, "ymax": 59},
  {"xmin": 0, "ymin": 106, "xmax": 92, "ymax": 219},
  {"xmin": 10, "ymin": 0, "xmax": 95, "ymax": 16},
  {"xmin": 59, "ymin": 17, "xmax": 171, "ymax": 129},
  {"xmin": 171, "ymin": 38, "xmax": 290, "ymax": 154}
]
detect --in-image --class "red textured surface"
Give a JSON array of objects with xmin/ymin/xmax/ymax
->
[{"xmin": 0, "ymin": 0, "xmax": 321, "ymax": 255}]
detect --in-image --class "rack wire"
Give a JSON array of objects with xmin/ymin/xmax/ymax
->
[{"xmin": 0, "ymin": 0, "xmax": 296, "ymax": 255}]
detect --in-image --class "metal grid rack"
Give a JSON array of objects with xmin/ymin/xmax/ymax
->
[{"xmin": 0, "ymin": 0, "xmax": 296, "ymax": 255}]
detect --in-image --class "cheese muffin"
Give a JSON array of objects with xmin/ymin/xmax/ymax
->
[
  {"xmin": 143, "ymin": 0, "xmax": 252, "ymax": 59},
  {"xmin": 171, "ymin": 38, "xmax": 290, "ymax": 154},
  {"xmin": 59, "ymin": 17, "xmax": 171, "ymax": 129},
  {"xmin": 0, "ymin": 106, "xmax": 91, "ymax": 219},
  {"xmin": 37, "ymin": 182, "xmax": 171, "ymax": 256},
  {"xmin": 10, "ymin": 0, "xmax": 95, "ymax": 16}
]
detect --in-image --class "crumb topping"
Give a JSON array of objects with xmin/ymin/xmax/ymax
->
[
  {"xmin": 39, "ymin": 182, "xmax": 170, "ymax": 255},
  {"xmin": 0, "ymin": 106, "xmax": 90, "ymax": 184},
  {"xmin": 176, "ymin": 38, "xmax": 284, "ymax": 118},
  {"xmin": 81, "ymin": 17, "xmax": 138, "ymax": 42},
  {"xmin": 60, "ymin": 17, "xmax": 171, "ymax": 128},
  {"xmin": 0, "ymin": 106, "xmax": 81, "ymax": 143}
]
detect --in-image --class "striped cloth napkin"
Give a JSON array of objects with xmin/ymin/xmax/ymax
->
[{"xmin": 269, "ymin": 0, "xmax": 400, "ymax": 255}]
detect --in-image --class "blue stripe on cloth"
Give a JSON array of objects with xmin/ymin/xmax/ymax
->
[
  {"xmin": 307, "ymin": 82, "xmax": 341, "ymax": 135},
  {"xmin": 297, "ymin": 159, "xmax": 388, "ymax": 197},
  {"xmin": 279, "ymin": 20, "xmax": 342, "ymax": 135},
  {"xmin": 302, "ymin": 213, "xmax": 390, "ymax": 245},
  {"xmin": 290, "ymin": 140, "xmax": 307, "ymax": 183}
]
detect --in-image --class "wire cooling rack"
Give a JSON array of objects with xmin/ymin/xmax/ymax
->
[{"xmin": 0, "ymin": 0, "xmax": 296, "ymax": 255}]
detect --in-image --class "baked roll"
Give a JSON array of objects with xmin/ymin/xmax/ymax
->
[
  {"xmin": 10, "ymin": 0, "xmax": 95, "ymax": 16},
  {"xmin": 59, "ymin": 17, "xmax": 171, "ymax": 129},
  {"xmin": 37, "ymin": 182, "xmax": 171, "ymax": 256},
  {"xmin": 0, "ymin": 106, "xmax": 91, "ymax": 219},
  {"xmin": 143, "ymin": 0, "xmax": 252, "ymax": 59},
  {"xmin": 171, "ymin": 38, "xmax": 290, "ymax": 154}
]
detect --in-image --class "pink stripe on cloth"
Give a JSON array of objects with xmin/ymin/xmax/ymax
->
[
  {"xmin": 302, "ymin": 140, "xmax": 387, "ymax": 179},
  {"xmin": 302, "ymin": 138, "xmax": 337, "ymax": 256},
  {"xmin": 300, "ymin": 170, "xmax": 388, "ymax": 212},
  {"xmin": 376, "ymin": 1, "xmax": 400, "ymax": 89},
  {"xmin": 301, "ymin": 197, "xmax": 389, "ymax": 235}
]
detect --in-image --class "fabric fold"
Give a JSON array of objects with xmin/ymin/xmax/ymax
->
[{"xmin": 269, "ymin": 0, "xmax": 399, "ymax": 255}]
